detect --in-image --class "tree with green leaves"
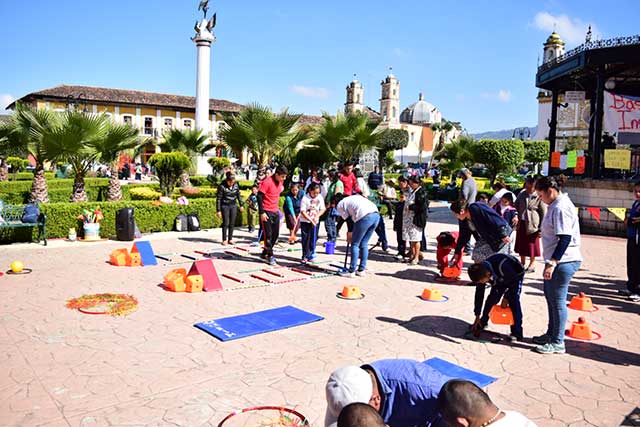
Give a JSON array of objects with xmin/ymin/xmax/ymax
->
[
  {"xmin": 474, "ymin": 139, "xmax": 525, "ymax": 184},
  {"xmin": 310, "ymin": 111, "xmax": 382, "ymax": 163},
  {"xmin": 436, "ymin": 135, "xmax": 477, "ymax": 179},
  {"xmin": 219, "ymin": 103, "xmax": 303, "ymax": 167},
  {"xmin": 160, "ymin": 128, "xmax": 210, "ymax": 188},
  {"xmin": 430, "ymin": 120, "xmax": 454, "ymax": 167},
  {"xmin": 148, "ymin": 152, "xmax": 192, "ymax": 197},
  {"xmin": 42, "ymin": 111, "xmax": 108, "ymax": 202},
  {"xmin": 378, "ymin": 128, "xmax": 408, "ymax": 169},
  {"xmin": 92, "ymin": 122, "xmax": 140, "ymax": 201},
  {"xmin": 6, "ymin": 157, "xmax": 30, "ymax": 181},
  {"xmin": 523, "ymin": 140, "xmax": 550, "ymax": 174},
  {"xmin": 0, "ymin": 103, "xmax": 61, "ymax": 202}
]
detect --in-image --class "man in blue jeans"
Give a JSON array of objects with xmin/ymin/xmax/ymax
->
[
  {"xmin": 333, "ymin": 194, "xmax": 380, "ymax": 277},
  {"xmin": 468, "ymin": 254, "xmax": 525, "ymax": 342}
]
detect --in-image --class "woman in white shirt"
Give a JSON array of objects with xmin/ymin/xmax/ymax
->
[{"xmin": 531, "ymin": 175, "xmax": 582, "ymax": 355}]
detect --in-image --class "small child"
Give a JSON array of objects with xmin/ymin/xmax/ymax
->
[
  {"xmin": 497, "ymin": 192, "xmax": 517, "ymax": 254},
  {"xmin": 623, "ymin": 181, "xmax": 640, "ymax": 302},
  {"xmin": 300, "ymin": 183, "xmax": 326, "ymax": 263},
  {"xmin": 284, "ymin": 183, "xmax": 304, "ymax": 244},
  {"xmin": 476, "ymin": 193, "xmax": 489, "ymax": 204},
  {"xmin": 436, "ymin": 231, "xmax": 464, "ymax": 276},
  {"xmin": 245, "ymin": 185, "xmax": 259, "ymax": 233},
  {"xmin": 468, "ymin": 253, "xmax": 525, "ymax": 341}
]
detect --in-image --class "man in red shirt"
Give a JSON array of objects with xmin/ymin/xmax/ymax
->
[
  {"xmin": 339, "ymin": 161, "xmax": 361, "ymax": 196},
  {"xmin": 258, "ymin": 165, "xmax": 288, "ymax": 264}
]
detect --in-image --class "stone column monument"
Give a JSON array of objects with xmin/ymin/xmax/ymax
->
[{"xmin": 192, "ymin": 1, "xmax": 217, "ymax": 135}]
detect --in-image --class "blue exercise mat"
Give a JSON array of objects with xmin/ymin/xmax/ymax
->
[
  {"xmin": 194, "ymin": 305, "xmax": 324, "ymax": 342},
  {"xmin": 423, "ymin": 357, "xmax": 496, "ymax": 387}
]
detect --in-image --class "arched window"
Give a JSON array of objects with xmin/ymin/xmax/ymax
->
[
  {"xmin": 392, "ymin": 107, "xmax": 397, "ymax": 118},
  {"xmin": 356, "ymin": 94, "xmax": 361, "ymax": 103}
]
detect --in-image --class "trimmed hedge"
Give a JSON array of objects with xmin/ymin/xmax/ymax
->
[{"xmin": 11, "ymin": 172, "xmax": 55, "ymax": 181}]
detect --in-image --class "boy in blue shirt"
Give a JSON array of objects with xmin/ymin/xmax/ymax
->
[{"xmin": 468, "ymin": 253, "xmax": 525, "ymax": 341}]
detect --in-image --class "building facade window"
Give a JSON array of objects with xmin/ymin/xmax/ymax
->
[
  {"xmin": 393, "ymin": 89, "xmax": 397, "ymax": 96},
  {"xmin": 163, "ymin": 118, "xmax": 173, "ymax": 131},
  {"xmin": 123, "ymin": 115, "xmax": 133, "ymax": 126},
  {"xmin": 183, "ymin": 119, "xmax": 193, "ymax": 129},
  {"xmin": 392, "ymin": 107, "xmax": 397, "ymax": 118},
  {"xmin": 356, "ymin": 94, "xmax": 361, "ymax": 103},
  {"xmin": 143, "ymin": 117, "xmax": 154, "ymax": 135}
]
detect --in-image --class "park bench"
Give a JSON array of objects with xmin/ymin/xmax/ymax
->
[{"xmin": 0, "ymin": 202, "xmax": 47, "ymax": 245}]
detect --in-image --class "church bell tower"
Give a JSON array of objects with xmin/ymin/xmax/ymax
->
[
  {"xmin": 380, "ymin": 68, "xmax": 400, "ymax": 123},
  {"xmin": 345, "ymin": 75, "xmax": 364, "ymax": 114}
]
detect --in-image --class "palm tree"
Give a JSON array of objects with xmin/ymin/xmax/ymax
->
[
  {"xmin": 219, "ymin": 103, "xmax": 302, "ymax": 167},
  {"xmin": 160, "ymin": 128, "xmax": 210, "ymax": 187},
  {"xmin": 436, "ymin": 135, "xmax": 476, "ymax": 180},
  {"xmin": 92, "ymin": 123, "xmax": 140, "ymax": 201},
  {"xmin": 430, "ymin": 120, "xmax": 454, "ymax": 168},
  {"xmin": 310, "ymin": 111, "xmax": 382, "ymax": 163},
  {"xmin": 42, "ymin": 111, "xmax": 107, "ymax": 202},
  {"xmin": 0, "ymin": 103, "xmax": 60, "ymax": 202}
]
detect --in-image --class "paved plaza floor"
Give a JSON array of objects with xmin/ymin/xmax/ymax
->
[{"xmin": 1, "ymin": 202, "xmax": 639, "ymax": 426}]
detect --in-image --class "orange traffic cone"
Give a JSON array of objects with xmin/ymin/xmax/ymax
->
[
  {"xmin": 337, "ymin": 286, "xmax": 364, "ymax": 300},
  {"xmin": 442, "ymin": 266, "xmax": 462, "ymax": 279},
  {"xmin": 420, "ymin": 288, "xmax": 449, "ymax": 302},
  {"xmin": 489, "ymin": 305, "xmax": 514, "ymax": 325},
  {"xmin": 568, "ymin": 292, "xmax": 598, "ymax": 312},
  {"xmin": 565, "ymin": 317, "xmax": 602, "ymax": 340}
]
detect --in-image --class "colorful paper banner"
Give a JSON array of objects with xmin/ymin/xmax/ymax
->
[
  {"xmin": 586, "ymin": 207, "xmax": 601, "ymax": 224},
  {"xmin": 567, "ymin": 150, "xmax": 577, "ymax": 168},
  {"xmin": 604, "ymin": 149, "xmax": 631, "ymax": 170},
  {"xmin": 550, "ymin": 152, "xmax": 561, "ymax": 168},
  {"xmin": 574, "ymin": 156, "xmax": 586, "ymax": 174},
  {"xmin": 607, "ymin": 208, "xmax": 627, "ymax": 222},
  {"xmin": 560, "ymin": 154, "xmax": 568, "ymax": 169}
]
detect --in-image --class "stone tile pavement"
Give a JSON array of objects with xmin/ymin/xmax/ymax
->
[{"xmin": 1, "ymin": 202, "xmax": 639, "ymax": 426}]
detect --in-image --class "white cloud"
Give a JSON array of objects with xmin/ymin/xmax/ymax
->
[
  {"xmin": 290, "ymin": 85, "xmax": 329, "ymax": 99},
  {"xmin": 533, "ymin": 11, "xmax": 600, "ymax": 45},
  {"xmin": 481, "ymin": 90, "xmax": 512, "ymax": 103},
  {"xmin": 0, "ymin": 93, "xmax": 15, "ymax": 112}
]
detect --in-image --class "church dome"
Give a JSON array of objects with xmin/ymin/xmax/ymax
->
[
  {"xmin": 545, "ymin": 32, "xmax": 565, "ymax": 46},
  {"xmin": 400, "ymin": 93, "xmax": 440, "ymax": 124}
]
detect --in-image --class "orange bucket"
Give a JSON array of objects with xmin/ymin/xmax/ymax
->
[
  {"xmin": 489, "ymin": 305, "xmax": 514, "ymax": 325},
  {"xmin": 338, "ymin": 286, "xmax": 363, "ymax": 299},
  {"xmin": 420, "ymin": 288, "xmax": 448, "ymax": 302},
  {"xmin": 109, "ymin": 249, "xmax": 129, "ymax": 267},
  {"xmin": 568, "ymin": 292, "xmax": 598, "ymax": 312},
  {"xmin": 566, "ymin": 317, "xmax": 601, "ymax": 340},
  {"xmin": 164, "ymin": 268, "xmax": 187, "ymax": 292},
  {"xmin": 442, "ymin": 266, "xmax": 462, "ymax": 279}
]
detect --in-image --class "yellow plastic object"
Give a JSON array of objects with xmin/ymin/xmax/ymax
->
[
  {"xmin": 109, "ymin": 249, "xmax": 129, "ymax": 267},
  {"xmin": 10, "ymin": 261, "xmax": 24, "ymax": 273},
  {"xmin": 421, "ymin": 288, "xmax": 445, "ymax": 301},
  {"xmin": 185, "ymin": 275, "xmax": 204, "ymax": 293},
  {"xmin": 341, "ymin": 286, "xmax": 362, "ymax": 299},
  {"xmin": 127, "ymin": 252, "xmax": 142, "ymax": 267},
  {"xmin": 164, "ymin": 269, "xmax": 187, "ymax": 292}
]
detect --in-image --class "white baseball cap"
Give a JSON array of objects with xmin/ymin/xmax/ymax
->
[{"xmin": 324, "ymin": 366, "xmax": 373, "ymax": 427}]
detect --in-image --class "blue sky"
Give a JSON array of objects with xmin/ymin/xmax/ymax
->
[{"xmin": 1, "ymin": 0, "xmax": 639, "ymax": 132}]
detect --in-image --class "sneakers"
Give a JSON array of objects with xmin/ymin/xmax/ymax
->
[
  {"xmin": 506, "ymin": 334, "xmax": 524, "ymax": 342},
  {"xmin": 356, "ymin": 270, "xmax": 367, "ymax": 277},
  {"xmin": 268, "ymin": 257, "xmax": 277, "ymax": 266},
  {"xmin": 532, "ymin": 334, "xmax": 549, "ymax": 345},
  {"xmin": 395, "ymin": 254, "xmax": 405, "ymax": 260},
  {"xmin": 300, "ymin": 258, "xmax": 308, "ymax": 265},
  {"xmin": 308, "ymin": 255, "xmax": 318, "ymax": 263},
  {"xmin": 248, "ymin": 227, "xmax": 255, "ymax": 233},
  {"xmin": 534, "ymin": 343, "xmax": 566, "ymax": 354},
  {"xmin": 338, "ymin": 270, "xmax": 355, "ymax": 278},
  {"xmin": 629, "ymin": 294, "xmax": 640, "ymax": 302}
]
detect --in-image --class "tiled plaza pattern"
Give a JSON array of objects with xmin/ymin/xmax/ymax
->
[{"xmin": 1, "ymin": 203, "xmax": 639, "ymax": 426}]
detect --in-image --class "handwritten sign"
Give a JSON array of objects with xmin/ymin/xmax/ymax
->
[
  {"xmin": 574, "ymin": 156, "xmax": 586, "ymax": 174},
  {"xmin": 567, "ymin": 150, "xmax": 577, "ymax": 168},
  {"xmin": 605, "ymin": 92, "xmax": 640, "ymax": 133},
  {"xmin": 550, "ymin": 152, "xmax": 561, "ymax": 168},
  {"xmin": 604, "ymin": 149, "xmax": 631, "ymax": 170}
]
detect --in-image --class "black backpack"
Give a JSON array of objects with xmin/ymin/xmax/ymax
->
[
  {"xmin": 187, "ymin": 213, "xmax": 200, "ymax": 231},
  {"xmin": 175, "ymin": 214, "xmax": 188, "ymax": 232}
]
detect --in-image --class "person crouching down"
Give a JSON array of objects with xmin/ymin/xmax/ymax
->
[
  {"xmin": 468, "ymin": 253, "xmax": 525, "ymax": 342},
  {"xmin": 436, "ymin": 231, "xmax": 464, "ymax": 277}
]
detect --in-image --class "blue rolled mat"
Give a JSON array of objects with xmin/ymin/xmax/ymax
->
[
  {"xmin": 194, "ymin": 305, "xmax": 324, "ymax": 342},
  {"xmin": 423, "ymin": 357, "xmax": 497, "ymax": 387}
]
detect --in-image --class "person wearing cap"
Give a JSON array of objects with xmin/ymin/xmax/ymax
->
[
  {"xmin": 325, "ymin": 359, "xmax": 451, "ymax": 427},
  {"xmin": 216, "ymin": 171, "xmax": 244, "ymax": 245}
]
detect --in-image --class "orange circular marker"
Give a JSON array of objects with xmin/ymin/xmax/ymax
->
[
  {"xmin": 420, "ymin": 288, "xmax": 449, "ymax": 302},
  {"xmin": 337, "ymin": 286, "xmax": 364, "ymax": 300},
  {"xmin": 565, "ymin": 317, "xmax": 602, "ymax": 341}
]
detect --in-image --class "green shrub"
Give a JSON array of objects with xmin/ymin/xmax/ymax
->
[
  {"xmin": 188, "ymin": 176, "xmax": 209, "ymax": 187},
  {"xmin": 149, "ymin": 152, "xmax": 191, "ymax": 197},
  {"xmin": 130, "ymin": 187, "xmax": 162, "ymax": 200},
  {"xmin": 14, "ymin": 172, "xmax": 55, "ymax": 181}
]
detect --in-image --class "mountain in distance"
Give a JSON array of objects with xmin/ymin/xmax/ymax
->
[{"xmin": 471, "ymin": 126, "xmax": 538, "ymax": 140}]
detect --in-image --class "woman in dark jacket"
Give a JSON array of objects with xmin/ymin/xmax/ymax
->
[
  {"xmin": 449, "ymin": 199, "xmax": 511, "ymax": 266},
  {"xmin": 403, "ymin": 176, "xmax": 429, "ymax": 265},
  {"xmin": 216, "ymin": 172, "xmax": 244, "ymax": 245}
]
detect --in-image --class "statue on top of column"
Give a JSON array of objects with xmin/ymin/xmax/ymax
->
[{"xmin": 194, "ymin": 0, "xmax": 217, "ymax": 37}]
